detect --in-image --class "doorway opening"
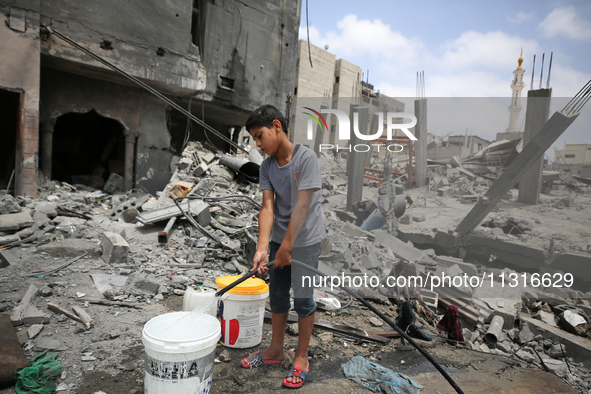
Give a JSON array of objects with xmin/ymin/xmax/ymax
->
[
  {"xmin": 0, "ymin": 89, "xmax": 19, "ymax": 195},
  {"xmin": 52, "ymin": 109, "xmax": 125, "ymax": 189}
]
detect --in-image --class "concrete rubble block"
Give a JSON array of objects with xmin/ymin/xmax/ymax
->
[
  {"xmin": 34, "ymin": 201, "xmax": 58, "ymax": 217},
  {"xmin": 437, "ymin": 186, "xmax": 454, "ymax": 197},
  {"xmin": 27, "ymin": 324, "xmax": 45, "ymax": 339},
  {"xmin": 559, "ymin": 310, "xmax": 589, "ymax": 336},
  {"xmin": 0, "ymin": 315, "xmax": 28, "ymax": 386},
  {"xmin": 412, "ymin": 214, "xmax": 426, "ymax": 222},
  {"xmin": 515, "ymin": 347, "xmax": 536, "ymax": 363},
  {"xmin": 518, "ymin": 323, "xmax": 535, "ymax": 345},
  {"xmin": 522, "ymin": 315, "xmax": 591, "ymax": 368},
  {"xmin": 361, "ymin": 250, "xmax": 381, "ymax": 270},
  {"xmin": 536, "ymin": 310, "xmax": 558, "ymax": 327},
  {"xmin": 200, "ymin": 151, "xmax": 216, "ymax": 164},
  {"xmin": 101, "ymin": 232, "xmax": 129, "ymax": 265},
  {"xmin": 37, "ymin": 238, "xmax": 100, "ymax": 257},
  {"xmin": 0, "ymin": 195, "xmax": 22, "ymax": 214},
  {"xmin": 549, "ymin": 252, "xmax": 591, "ymax": 283},
  {"xmin": 133, "ymin": 278, "xmax": 161, "ymax": 295},
  {"xmin": 0, "ymin": 249, "xmax": 20, "ymax": 267},
  {"xmin": 434, "ymin": 255, "xmax": 477, "ymax": 276},
  {"xmin": 337, "ymin": 221, "xmax": 375, "ymax": 239},
  {"xmin": 0, "ymin": 209, "xmax": 34, "ymax": 232},
  {"xmin": 560, "ymin": 196, "xmax": 575, "ymax": 207},
  {"xmin": 466, "ymin": 233, "xmax": 547, "ymax": 270},
  {"xmin": 547, "ymin": 343, "xmax": 566, "ymax": 359},
  {"xmin": 0, "ymin": 235, "xmax": 20, "ymax": 245},
  {"xmin": 399, "ymin": 215, "xmax": 412, "ymax": 224},
  {"xmin": 543, "ymin": 358, "xmax": 568, "ymax": 378},
  {"xmin": 10, "ymin": 284, "xmax": 50, "ymax": 326}
]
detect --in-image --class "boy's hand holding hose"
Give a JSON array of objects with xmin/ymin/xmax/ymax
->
[{"xmin": 251, "ymin": 249, "xmax": 270, "ymax": 276}]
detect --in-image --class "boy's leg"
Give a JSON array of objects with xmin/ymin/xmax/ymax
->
[
  {"xmin": 286, "ymin": 243, "xmax": 321, "ymax": 385},
  {"xmin": 254, "ymin": 241, "xmax": 291, "ymax": 362}
]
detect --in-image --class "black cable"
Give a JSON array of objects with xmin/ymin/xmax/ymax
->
[{"xmin": 288, "ymin": 259, "xmax": 465, "ymax": 394}]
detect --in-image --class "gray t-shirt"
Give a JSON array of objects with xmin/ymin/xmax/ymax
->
[{"xmin": 259, "ymin": 145, "xmax": 326, "ymax": 248}]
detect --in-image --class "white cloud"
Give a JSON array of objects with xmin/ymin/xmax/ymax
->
[
  {"xmin": 508, "ymin": 12, "xmax": 534, "ymax": 24},
  {"xmin": 300, "ymin": 14, "xmax": 422, "ymax": 66},
  {"xmin": 540, "ymin": 6, "xmax": 591, "ymax": 40},
  {"xmin": 438, "ymin": 31, "xmax": 539, "ymax": 73}
]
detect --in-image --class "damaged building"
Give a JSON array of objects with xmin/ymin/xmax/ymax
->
[{"xmin": 0, "ymin": 0, "xmax": 301, "ymax": 197}]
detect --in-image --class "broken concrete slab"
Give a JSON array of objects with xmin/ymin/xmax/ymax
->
[
  {"xmin": 101, "ymin": 232, "xmax": 129, "ymax": 264},
  {"xmin": 10, "ymin": 284, "xmax": 50, "ymax": 326},
  {"xmin": 33, "ymin": 201, "xmax": 58, "ymax": 217},
  {"xmin": 28, "ymin": 323, "xmax": 44, "ymax": 339},
  {"xmin": 0, "ymin": 195, "xmax": 22, "ymax": 214},
  {"xmin": 37, "ymin": 238, "xmax": 100, "ymax": 257},
  {"xmin": 374, "ymin": 231, "xmax": 427, "ymax": 263},
  {"xmin": 0, "ymin": 315, "xmax": 28, "ymax": 387},
  {"xmin": 549, "ymin": 251, "xmax": 591, "ymax": 283},
  {"xmin": 466, "ymin": 233, "xmax": 547, "ymax": 270},
  {"xmin": 522, "ymin": 314, "xmax": 591, "ymax": 368},
  {"xmin": 0, "ymin": 235, "xmax": 19, "ymax": 245},
  {"xmin": 0, "ymin": 209, "xmax": 34, "ymax": 232}
]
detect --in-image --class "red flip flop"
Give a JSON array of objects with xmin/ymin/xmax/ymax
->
[
  {"xmin": 240, "ymin": 351, "xmax": 282, "ymax": 368},
  {"xmin": 282, "ymin": 364, "xmax": 309, "ymax": 389}
]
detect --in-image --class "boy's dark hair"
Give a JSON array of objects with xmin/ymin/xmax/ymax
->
[{"xmin": 245, "ymin": 105, "xmax": 288, "ymax": 135}]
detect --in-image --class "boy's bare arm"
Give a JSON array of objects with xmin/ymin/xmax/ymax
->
[
  {"xmin": 252, "ymin": 189, "xmax": 274, "ymax": 274},
  {"xmin": 274, "ymin": 189, "xmax": 313, "ymax": 269}
]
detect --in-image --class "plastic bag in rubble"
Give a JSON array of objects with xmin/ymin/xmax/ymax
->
[
  {"xmin": 15, "ymin": 351, "xmax": 62, "ymax": 394},
  {"xmin": 56, "ymin": 220, "xmax": 76, "ymax": 235},
  {"xmin": 342, "ymin": 356, "xmax": 423, "ymax": 393}
]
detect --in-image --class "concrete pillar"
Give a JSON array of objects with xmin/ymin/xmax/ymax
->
[
  {"xmin": 414, "ymin": 99, "xmax": 428, "ymax": 187},
  {"xmin": 123, "ymin": 132, "xmax": 137, "ymax": 192},
  {"xmin": 40, "ymin": 119, "xmax": 56, "ymax": 179},
  {"xmin": 518, "ymin": 89, "xmax": 551, "ymax": 204},
  {"xmin": 346, "ymin": 105, "xmax": 367, "ymax": 211}
]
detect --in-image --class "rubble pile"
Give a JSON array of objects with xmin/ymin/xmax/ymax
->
[{"xmin": 0, "ymin": 143, "xmax": 590, "ymax": 392}]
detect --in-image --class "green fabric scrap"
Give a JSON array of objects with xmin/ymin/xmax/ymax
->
[{"xmin": 15, "ymin": 351, "xmax": 62, "ymax": 394}]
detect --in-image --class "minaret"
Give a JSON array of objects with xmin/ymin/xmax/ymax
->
[{"xmin": 506, "ymin": 50, "xmax": 525, "ymax": 134}]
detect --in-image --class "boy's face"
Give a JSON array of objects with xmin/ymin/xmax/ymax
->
[{"xmin": 249, "ymin": 120, "xmax": 283, "ymax": 156}]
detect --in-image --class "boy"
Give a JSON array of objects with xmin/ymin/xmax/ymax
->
[{"xmin": 240, "ymin": 105, "xmax": 326, "ymax": 389}]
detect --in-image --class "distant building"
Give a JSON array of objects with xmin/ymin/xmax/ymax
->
[
  {"xmin": 291, "ymin": 40, "xmax": 404, "ymax": 148},
  {"xmin": 554, "ymin": 144, "xmax": 591, "ymax": 178},
  {"xmin": 555, "ymin": 144, "xmax": 591, "ymax": 165},
  {"xmin": 428, "ymin": 135, "xmax": 490, "ymax": 161}
]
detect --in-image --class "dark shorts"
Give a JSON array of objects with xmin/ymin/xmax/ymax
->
[{"xmin": 268, "ymin": 241, "xmax": 321, "ymax": 318}]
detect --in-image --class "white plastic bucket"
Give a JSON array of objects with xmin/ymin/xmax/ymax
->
[
  {"xmin": 142, "ymin": 311, "xmax": 221, "ymax": 394},
  {"xmin": 215, "ymin": 276, "xmax": 269, "ymax": 348},
  {"xmin": 182, "ymin": 287, "xmax": 217, "ymax": 317}
]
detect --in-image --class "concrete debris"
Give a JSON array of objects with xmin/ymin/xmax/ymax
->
[
  {"xmin": 101, "ymin": 232, "xmax": 129, "ymax": 265},
  {"xmin": 1, "ymin": 138, "xmax": 591, "ymax": 393}
]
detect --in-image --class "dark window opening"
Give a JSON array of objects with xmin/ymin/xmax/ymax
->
[
  {"xmin": 52, "ymin": 109, "xmax": 125, "ymax": 189},
  {"xmin": 0, "ymin": 89, "xmax": 19, "ymax": 194},
  {"xmin": 191, "ymin": 0, "xmax": 205, "ymax": 55},
  {"xmin": 218, "ymin": 75, "xmax": 235, "ymax": 91},
  {"xmin": 335, "ymin": 76, "xmax": 340, "ymax": 83},
  {"xmin": 564, "ymin": 154, "xmax": 576, "ymax": 158}
]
